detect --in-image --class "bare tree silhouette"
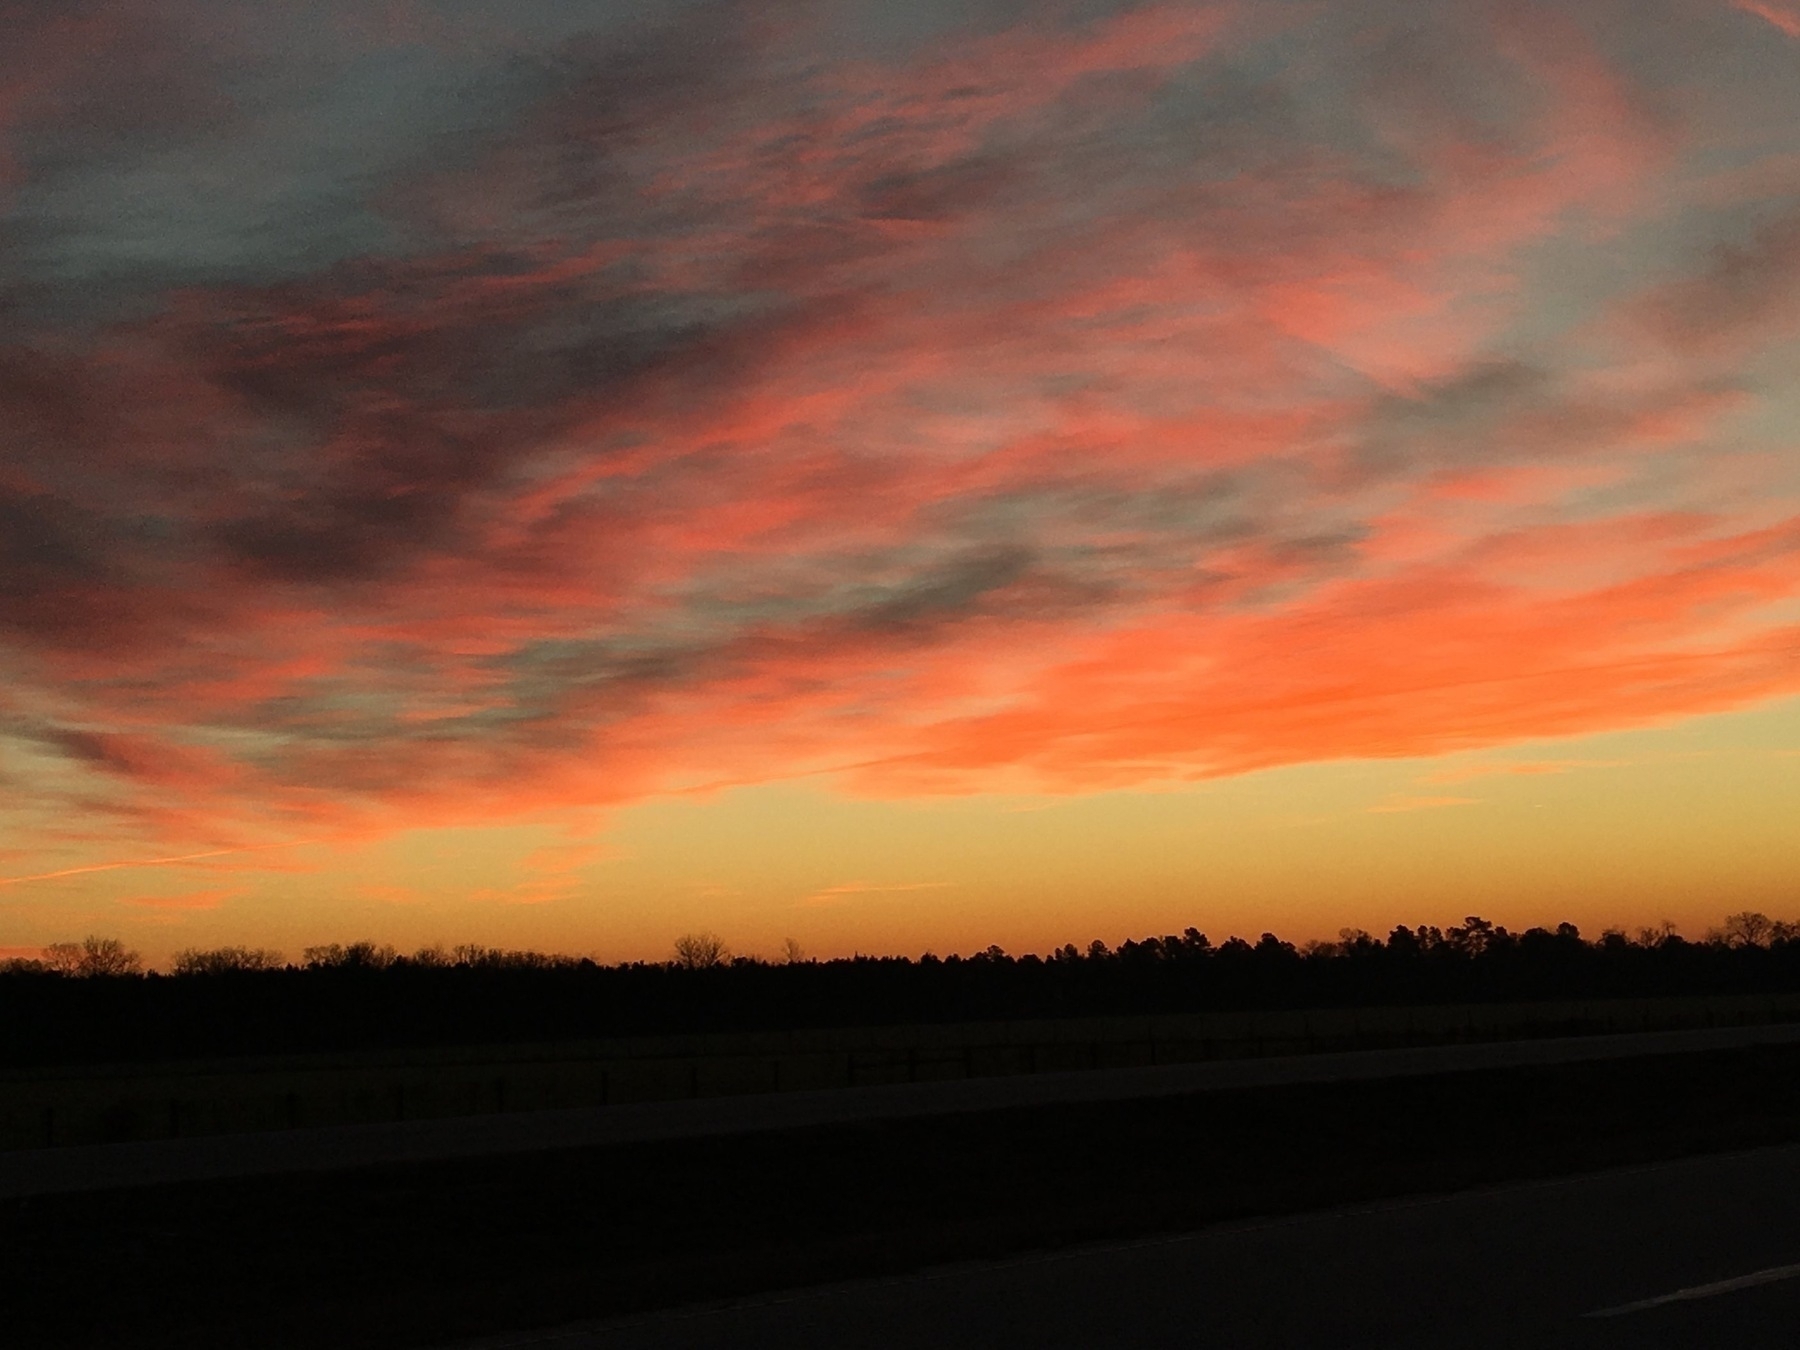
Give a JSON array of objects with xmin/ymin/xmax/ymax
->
[
  {"xmin": 1716, "ymin": 912, "xmax": 1776, "ymax": 948},
  {"xmin": 673, "ymin": 932, "xmax": 730, "ymax": 969},
  {"xmin": 41, "ymin": 936, "xmax": 143, "ymax": 977},
  {"xmin": 171, "ymin": 946, "xmax": 285, "ymax": 974},
  {"xmin": 302, "ymin": 941, "xmax": 399, "ymax": 969}
]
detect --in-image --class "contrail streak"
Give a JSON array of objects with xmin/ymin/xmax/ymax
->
[{"xmin": 0, "ymin": 841, "xmax": 316, "ymax": 888}]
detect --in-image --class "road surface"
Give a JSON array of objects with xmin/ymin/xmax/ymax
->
[
  {"xmin": 7, "ymin": 1020, "xmax": 1799, "ymax": 1198},
  {"xmin": 451, "ymin": 1142, "xmax": 1800, "ymax": 1349}
]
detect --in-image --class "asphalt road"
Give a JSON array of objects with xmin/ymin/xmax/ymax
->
[
  {"xmin": 10, "ymin": 1020, "xmax": 1800, "ymax": 1198},
  {"xmin": 454, "ymin": 1143, "xmax": 1800, "ymax": 1350}
]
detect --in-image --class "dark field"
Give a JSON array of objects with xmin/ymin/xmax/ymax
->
[
  {"xmin": 10, "ymin": 1042, "xmax": 1800, "ymax": 1350},
  {"xmin": 11, "ymin": 992, "xmax": 1797, "ymax": 1152}
]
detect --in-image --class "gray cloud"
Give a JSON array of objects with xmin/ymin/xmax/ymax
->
[{"xmin": 2, "ymin": 0, "xmax": 1798, "ymax": 825}]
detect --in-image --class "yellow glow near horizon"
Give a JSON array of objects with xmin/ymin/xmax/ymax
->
[{"xmin": 6, "ymin": 697, "xmax": 1796, "ymax": 969}]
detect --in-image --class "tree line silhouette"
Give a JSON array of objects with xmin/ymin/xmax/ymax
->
[{"xmin": 3, "ymin": 913, "xmax": 1797, "ymax": 1066}]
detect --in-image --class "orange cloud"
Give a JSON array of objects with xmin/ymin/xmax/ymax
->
[
  {"xmin": 0, "ymin": 0, "xmax": 1797, "ymax": 881},
  {"xmin": 1733, "ymin": 1, "xmax": 1800, "ymax": 38},
  {"xmin": 799, "ymin": 880, "xmax": 956, "ymax": 908},
  {"xmin": 469, "ymin": 842, "xmax": 612, "ymax": 906}
]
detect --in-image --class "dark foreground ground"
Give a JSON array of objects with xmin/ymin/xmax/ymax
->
[
  {"xmin": 8, "ymin": 1043, "xmax": 1800, "ymax": 1349},
  {"xmin": 490, "ymin": 1143, "xmax": 1800, "ymax": 1350},
  {"xmin": 16, "ymin": 1023, "xmax": 1797, "ymax": 1199}
]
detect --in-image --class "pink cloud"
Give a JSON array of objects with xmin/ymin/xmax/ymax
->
[
  {"xmin": 1734, "ymin": 1, "xmax": 1800, "ymax": 37},
  {"xmin": 0, "ymin": 1, "xmax": 1797, "ymax": 870}
]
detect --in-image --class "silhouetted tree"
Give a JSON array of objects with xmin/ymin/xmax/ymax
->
[
  {"xmin": 672, "ymin": 932, "xmax": 729, "ymax": 969},
  {"xmin": 302, "ymin": 941, "xmax": 399, "ymax": 969},
  {"xmin": 42, "ymin": 936, "xmax": 142, "ymax": 977},
  {"xmin": 1717, "ymin": 912, "xmax": 1776, "ymax": 948},
  {"xmin": 3, "ymin": 910, "xmax": 1799, "ymax": 1066},
  {"xmin": 171, "ymin": 946, "xmax": 285, "ymax": 975}
]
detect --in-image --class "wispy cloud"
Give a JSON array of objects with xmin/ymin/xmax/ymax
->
[
  {"xmin": 799, "ymin": 881, "xmax": 956, "ymax": 908},
  {"xmin": 1733, "ymin": 1, "xmax": 1800, "ymax": 38},
  {"xmin": 0, "ymin": 0, "xmax": 1797, "ymax": 877},
  {"xmin": 0, "ymin": 841, "xmax": 317, "ymax": 889},
  {"xmin": 469, "ymin": 842, "xmax": 613, "ymax": 905},
  {"xmin": 1368, "ymin": 795, "xmax": 1481, "ymax": 815},
  {"xmin": 1424, "ymin": 758, "xmax": 1635, "ymax": 785}
]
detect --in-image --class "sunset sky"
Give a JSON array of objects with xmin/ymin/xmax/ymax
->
[{"xmin": 3, "ymin": 0, "xmax": 1799, "ymax": 966}]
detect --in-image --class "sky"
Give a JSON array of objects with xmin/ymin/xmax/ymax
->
[{"xmin": 2, "ymin": 0, "xmax": 1799, "ymax": 966}]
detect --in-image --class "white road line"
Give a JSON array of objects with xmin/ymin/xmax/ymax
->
[{"xmin": 1584, "ymin": 1262, "xmax": 1800, "ymax": 1318}]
